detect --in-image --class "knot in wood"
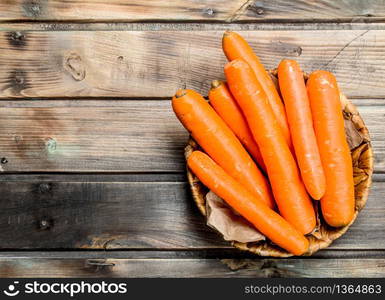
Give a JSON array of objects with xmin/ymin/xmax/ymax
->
[
  {"xmin": 23, "ymin": 0, "xmax": 42, "ymax": 18},
  {"xmin": 9, "ymin": 69, "xmax": 29, "ymax": 95},
  {"xmin": 248, "ymin": 3, "xmax": 265, "ymax": 15},
  {"xmin": 64, "ymin": 52, "xmax": 86, "ymax": 81},
  {"xmin": 15, "ymin": 75, "xmax": 24, "ymax": 85},
  {"xmin": 39, "ymin": 219, "xmax": 51, "ymax": 230},
  {"xmin": 8, "ymin": 31, "xmax": 26, "ymax": 48},
  {"xmin": 203, "ymin": 8, "xmax": 215, "ymax": 16},
  {"xmin": 38, "ymin": 183, "xmax": 51, "ymax": 194},
  {"xmin": 294, "ymin": 46, "xmax": 302, "ymax": 56},
  {"xmin": 45, "ymin": 138, "xmax": 57, "ymax": 153},
  {"xmin": 30, "ymin": 3, "xmax": 41, "ymax": 15}
]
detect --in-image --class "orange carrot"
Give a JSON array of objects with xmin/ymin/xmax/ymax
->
[
  {"xmin": 208, "ymin": 80, "xmax": 266, "ymax": 172},
  {"xmin": 225, "ymin": 59, "xmax": 315, "ymax": 234},
  {"xmin": 222, "ymin": 31, "xmax": 292, "ymax": 150},
  {"xmin": 278, "ymin": 59, "xmax": 326, "ymax": 200},
  {"xmin": 172, "ymin": 89, "xmax": 275, "ymax": 209},
  {"xmin": 188, "ymin": 150, "xmax": 309, "ymax": 255},
  {"xmin": 307, "ymin": 70, "xmax": 355, "ymax": 227}
]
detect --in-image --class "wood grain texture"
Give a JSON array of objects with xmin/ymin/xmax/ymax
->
[
  {"xmin": 0, "ymin": 257, "xmax": 384, "ymax": 278},
  {"xmin": 0, "ymin": 100, "xmax": 383, "ymax": 172},
  {"xmin": 0, "ymin": 177, "xmax": 383, "ymax": 250},
  {"xmin": 0, "ymin": 0, "xmax": 383, "ymax": 279},
  {"xmin": 0, "ymin": 101, "xmax": 186, "ymax": 172},
  {"xmin": 2, "ymin": 249, "xmax": 385, "ymax": 259},
  {"xmin": 238, "ymin": 0, "xmax": 385, "ymax": 21},
  {"xmin": 0, "ymin": 0, "xmax": 246, "ymax": 22},
  {"xmin": 0, "ymin": 180, "xmax": 226, "ymax": 249},
  {"xmin": 0, "ymin": 0, "xmax": 385, "ymax": 22},
  {"xmin": 0, "ymin": 30, "xmax": 385, "ymax": 98}
]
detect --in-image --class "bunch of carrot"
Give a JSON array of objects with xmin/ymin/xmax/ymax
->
[{"xmin": 172, "ymin": 31, "xmax": 354, "ymax": 256}]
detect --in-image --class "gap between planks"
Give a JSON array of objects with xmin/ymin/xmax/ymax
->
[{"xmin": 2, "ymin": 22, "xmax": 385, "ymax": 32}]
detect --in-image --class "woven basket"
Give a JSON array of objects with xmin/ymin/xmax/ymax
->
[{"xmin": 184, "ymin": 71, "xmax": 373, "ymax": 257}]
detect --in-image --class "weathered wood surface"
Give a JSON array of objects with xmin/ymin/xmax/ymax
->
[
  {"xmin": 0, "ymin": 100, "xmax": 383, "ymax": 172},
  {"xmin": 2, "ymin": 249, "xmax": 384, "ymax": 259},
  {"xmin": 0, "ymin": 1, "xmax": 384, "ymax": 279},
  {"xmin": 1, "ymin": 257, "xmax": 384, "ymax": 278},
  {"xmin": 0, "ymin": 101, "xmax": 185, "ymax": 172},
  {"xmin": 0, "ymin": 175, "xmax": 383, "ymax": 250},
  {"xmin": 0, "ymin": 0, "xmax": 247, "ymax": 22},
  {"xmin": 1, "ymin": 30, "xmax": 385, "ymax": 98},
  {"xmin": 0, "ymin": 179, "xmax": 224, "ymax": 249},
  {"xmin": 1, "ymin": 0, "xmax": 385, "ymax": 22}
]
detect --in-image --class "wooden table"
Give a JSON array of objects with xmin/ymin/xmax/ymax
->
[{"xmin": 0, "ymin": 0, "xmax": 384, "ymax": 278}]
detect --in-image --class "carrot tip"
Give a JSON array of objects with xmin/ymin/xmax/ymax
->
[
  {"xmin": 210, "ymin": 80, "xmax": 222, "ymax": 89},
  {"xmin": 223, "ymin": 30, "xmax": 233, "ymax": 37},
  {"xmin": 175, "ymin": 89, "xmax": 187, "ymax": 98}
]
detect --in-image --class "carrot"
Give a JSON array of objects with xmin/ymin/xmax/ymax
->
[
  {"xmin": 222, "ymin": 31, "xmax": 292, "ymax": 150},
  {"xmin": 278, "ymin": 59, "xmax": 326, "ymax": 200},
  {"xmin": 172, "ymin": 89, "xmax": 275, "ymax": 209},
  {"xmin": 307, "ymin": 70, "xmax": 355, "ymax": 227},
  {"xmin": 224, "ymin": 59, "xmax": 315, "ymax": 234},
  {"xmin": 188, "ymin": 150, "xmax": 309, "ymax": 255},
  {"xmin": 208, "ymin": 80, "xmax": 266, "ymax": 172}
]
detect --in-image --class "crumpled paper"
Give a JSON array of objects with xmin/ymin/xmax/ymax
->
[
  {"xmin": 345, "ymin": 118, "xmax": 364, "ymax": 150},
  {"xmin": 205, "ymin": 191, "xmax": 265, "ymax": 243},
  {"xmin": 204, "ymin": 112, "xmax": 364, "ymax": 243}
]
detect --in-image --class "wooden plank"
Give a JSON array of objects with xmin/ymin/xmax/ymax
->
[
  {"xmin": 1, "ymin": 249, "xmax": 385, "ymax": 259},
  {"xmin": 0, "ymin": 100, "xmax": 384, "ymax": 173},
  {"xmin": 1, "ymin": 1, "xmax": 385, "ymax": 22},
  {"xmin": 238, "ymin": 0, "xmax": 385, "ymax": 22},
  {"xmin": 0, "ymin": 180, "xmax": 227, "ymax": 249},
  {"xmin": 0, "ymin": 0, "xmax": 246, "ymax": 22},
  {"xmin": 0, "ymin": 177, "xmax": 383, "ymax": 250},
  {"xmin": 0, "ymin": 257, "xmax": 384, "ymax": 278},
  {"xmin": 0, "ymin": 101, "xmax": 187, "ymax": 172},
  {"xmin": 1, "ymin": 30, "xmax": 385, "ymax": 98},
  {"xmin": 353, "ymin": 104, "xmax": 385, "ymax": 172}
]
